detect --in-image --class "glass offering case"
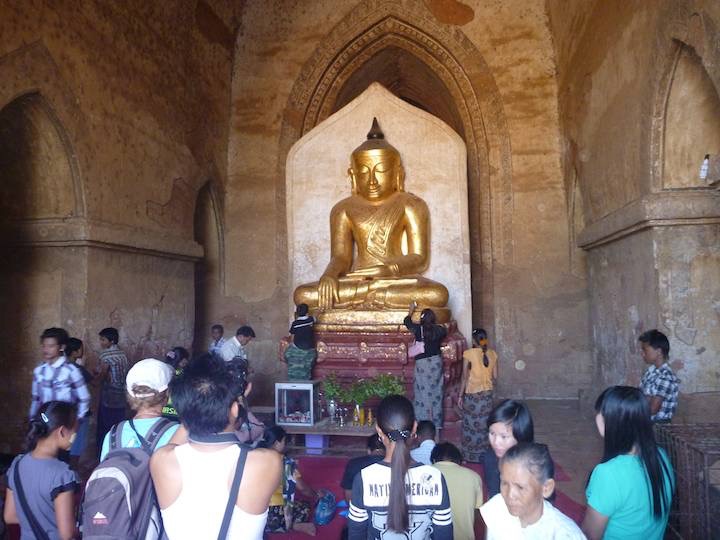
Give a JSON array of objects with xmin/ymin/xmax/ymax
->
[{"xmin": 275, "ymin": 380, "xmax": 322, "ymax": 427}]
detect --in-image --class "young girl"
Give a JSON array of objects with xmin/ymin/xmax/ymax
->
[
  {"xmin": 458, "ymin": 328, "xmax": 497, "ymax": 462},
  {"xmin": 260, "ymin": 426, "xmax": 318, "ymax": 535},
  {"xmin": 483, "ymin": 399, "xmax": 535, "ymax": 498},
  {"xmin": 348, "ymin": 395, "xmax": 452, "ymax": 539},
  {"xmin": 4, "ymin": 401, "xmax": 79, "ymax": 540},
  {"xmin": 582, "ymin": 386, "xmax": 675, "ymax": 540},
  {"xmin": 65, "ymin": 338, "xmax": 93, "ymax": 467},
  {"xmin": 405, "ymin": 303, "xmax": 448, "ymax": 429}
]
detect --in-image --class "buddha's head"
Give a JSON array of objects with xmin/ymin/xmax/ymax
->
[{"xmin": 348, "ymin": 118, "xmax": 405, "ymax": 201}]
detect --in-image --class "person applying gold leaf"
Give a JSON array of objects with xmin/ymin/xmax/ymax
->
[{"xmin": 294, "ymin": 118, "xmax": 449, "ymax": 317}]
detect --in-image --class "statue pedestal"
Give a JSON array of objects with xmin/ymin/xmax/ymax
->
[
  {"xmin": 312, "ymin": 308, "xmax": 451, "ymax": 333},
  {"xmin": 295, "ymin": 322, "xmax": 466, "ymax": 430}
]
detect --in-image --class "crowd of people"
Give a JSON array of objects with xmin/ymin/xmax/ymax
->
[{"xmin": 0, "ymin": 306, "xmax": 681, "ymax": 539}]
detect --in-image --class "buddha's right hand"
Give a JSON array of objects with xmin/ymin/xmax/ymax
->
[{"xmin": 318, "ymin": 276, "xmax": 339, "ymax": 310}]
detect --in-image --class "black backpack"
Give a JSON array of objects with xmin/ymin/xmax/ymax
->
[{"xmin": 81, "ymin": 417, "xmax": 176, "ymax": 540}]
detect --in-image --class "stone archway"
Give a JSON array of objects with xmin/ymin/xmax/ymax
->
[
  {"xmin": 277, "ymin": 0, "xmax": 512, "ymax": 332},
  {"xmin": 0, "ymin": 91, "xmax": 82, "ymax": 450},
  {"xmin": 0, "ymin": 42, "xmax": 87, "ymax": 216}
]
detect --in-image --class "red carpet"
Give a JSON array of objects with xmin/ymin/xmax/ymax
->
[{"xmin": 268, "ymin": 455, "xmax": 587, "ymax": 540}]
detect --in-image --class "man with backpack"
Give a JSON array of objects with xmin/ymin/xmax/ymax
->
[
  {"xmin": 82, "ymin": 358, "xmax": 180, "ymax": 539},
  {"xmin": 150, "ymin": 356, "xmax": 281, "ymax": 539}
]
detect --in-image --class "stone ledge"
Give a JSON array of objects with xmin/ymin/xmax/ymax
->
[
  {"xmin": 578, "ymin": 189, "xmax": 720, "ymax": 250},
  {"xmin": 3, "ymin": 217, "xmax": 204, "ymax": 261}
]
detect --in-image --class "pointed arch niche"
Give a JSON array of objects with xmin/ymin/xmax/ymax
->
[
  {"xmin": 279, "ymin": 1, "xmax": 512, "ymax": 329},
  {"xmin": 662, "ymin": 42, "xmax": 720, "ymax": 189},
  {"xmin": 0, "ymin": 92, "xmax": 83, "ymax": 451}
]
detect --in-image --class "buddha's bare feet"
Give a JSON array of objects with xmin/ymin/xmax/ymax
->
[{"xmin": 293, "ymin": 522, "xmax": 317, "ymax": 536}]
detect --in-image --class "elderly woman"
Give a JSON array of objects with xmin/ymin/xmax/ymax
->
[{"xmin": 480, "ymin": 442, "xmax": 585, "ymax": 539}]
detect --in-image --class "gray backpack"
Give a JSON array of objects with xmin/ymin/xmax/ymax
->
[{"xmin": 81, "ymin": 418, "xmax": 176, "ymax": 540}]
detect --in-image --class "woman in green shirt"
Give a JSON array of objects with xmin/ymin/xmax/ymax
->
[{"xmin": 582, "ymin": 386, "xmax": 674, "ymax": 540}]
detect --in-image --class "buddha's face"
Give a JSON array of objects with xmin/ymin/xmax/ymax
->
[{"xmin": 350, "ymin": 150, "xmax": 402, "ymax": 201}]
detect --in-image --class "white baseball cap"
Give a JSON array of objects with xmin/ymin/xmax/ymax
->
[{"xmin": 126, "ymin": 358, "xmax": 174, "ymax": 398}]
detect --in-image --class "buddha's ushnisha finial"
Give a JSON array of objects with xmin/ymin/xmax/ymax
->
[
  {"xmin": 367, "ymin": 117, "xmax": 384, "ymax": 140},
  {"xmin": 354, "ymin": 117, "xmax": 397, "ymax": 154}
]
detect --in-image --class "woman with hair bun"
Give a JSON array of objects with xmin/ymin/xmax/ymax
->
[
  {"xmin": 582, "ymin": 386, "xmax": 675, "ymax": 540},
  {"xmin": 405, "ymin": 302, "xmax": 448, "ymax": 429},
  {"xmin": 4, "ymin": 401, "xmax": 79, "ymax": 540},
  {"xmin": 348, "ymin": 395, "xmax": 453, "ymax": 539}
]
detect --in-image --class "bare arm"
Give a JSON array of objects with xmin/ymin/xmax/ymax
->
[
  {"xmin": 4, "ymin": 488, "xmax": 18, "ymax": 524},
  {"xmin": 581, "ymin": 506, "xmax": 609, "ymax": 540},
  {"xmin": 647, "ymin": 395, "xmax": 663, "ymax": 416},
  {"xmin": 150, "ymin": 447, "xmax": 183, "ymax": 509},
  {"xmin": 296, "ymin": 475, "xmax": 317, "ymax": 499},
  {"xmin": 458, "ymin": 356, "xmax": 470, "ymax": 407},
  {"xmin": 54, "ymin": 490, "xmax": 77, "ymax": 540},
  {"xmin": 236, "ymin": 449, "xmax": 282, "ymax": 514}
]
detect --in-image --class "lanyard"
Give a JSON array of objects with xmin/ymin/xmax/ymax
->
[{"xmin": 187, "ymin": 432, "xmax": 240, "ymax": 445}]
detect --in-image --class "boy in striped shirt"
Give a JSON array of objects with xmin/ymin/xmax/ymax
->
[{"xmin": 29, "ymin": 327, "xmax": 90, "ymax": 424}]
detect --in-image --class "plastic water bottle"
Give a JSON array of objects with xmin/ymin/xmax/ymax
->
[{"xmin": 699, "ymin": 154, "xmax": 710, "ymax": 180}]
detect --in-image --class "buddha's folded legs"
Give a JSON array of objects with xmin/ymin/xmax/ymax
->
[{"xmin": 293, "ymin": 277, "xmax": 448, "ymax": 310}]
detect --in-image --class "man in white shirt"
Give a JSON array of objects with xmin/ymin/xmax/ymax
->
[
  {"xmin": 410, "ymin": 420, "xmax": 436, "ymax": 465},
  {"xmin": 220, "ymin": 325, "xmax": 256, "ymax": 362}
]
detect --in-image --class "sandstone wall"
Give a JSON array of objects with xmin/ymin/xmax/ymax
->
[
  {"xmin": 0, "ymin": 0, "xmax": 239, "ymax": 449},
  {"xmin": 548, "ymin": 0, "xmax": 720, "ymax": 398},
  {"xmin": 226, "ymin": 0, "xmax": 591, "ymax": 402}
]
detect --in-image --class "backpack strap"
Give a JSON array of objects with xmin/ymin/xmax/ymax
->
[
  {"xmin": 128, "ymin": 417, "xmax": 176, "ymax": 454},
  {"xmin": 109, "ymin": 421, "xmax": 125, "ymax": 452},
  {"xmin": 144, "ymin": 417, "xmax": 176, "ymax": 450},
  {"xmin": 13, "ymin": 457, "xmax": 51, "ymax": 540},
  {"xmin": 217, "ymin": 446, "xmax": 249, "ymax": 540}
]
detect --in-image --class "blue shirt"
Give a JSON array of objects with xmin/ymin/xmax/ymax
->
[
  {"xmin": 100, "ymin": 417, "xmax": 179, "ymax": 460},
  {"xmin": 586, "ymin": 449, "xmax": 674, "ymax": 539},
  {"xmin": 410, "ymin": 439, "xmax": 436, "ymax": 465}
]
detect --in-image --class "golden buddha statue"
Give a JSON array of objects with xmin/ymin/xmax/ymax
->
[{"xmin": 294, "ymin": 118, "xmax": 450, "ymax": 329}]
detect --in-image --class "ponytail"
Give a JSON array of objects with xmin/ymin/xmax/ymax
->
[
  {"xmin": 376, "ymin": 395, "xmax": 415, "ymax": 533},
  {"xmin": 472, "ymin": 328, "xmax": 489, "ymax": 366},
  {"xmin": 387, "ymin": 431, "xmax": 411, "ymax": 531},
  {"xmin": 26, "ymin": 401, "xmax": 77, "ymax": 451}
]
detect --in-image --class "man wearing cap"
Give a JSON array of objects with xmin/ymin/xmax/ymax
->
[{"xmin": 99, "ymin": 358, "xmax": 180, "ymax": 460}]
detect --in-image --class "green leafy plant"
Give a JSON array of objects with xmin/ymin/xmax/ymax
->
[
  {"xmin": 322, "ymin": 374, "xmax": 347, "ymax": 402},
  {"xmin": 323, "ymin": 373, "xmax": 405, "ymax": 405}
]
